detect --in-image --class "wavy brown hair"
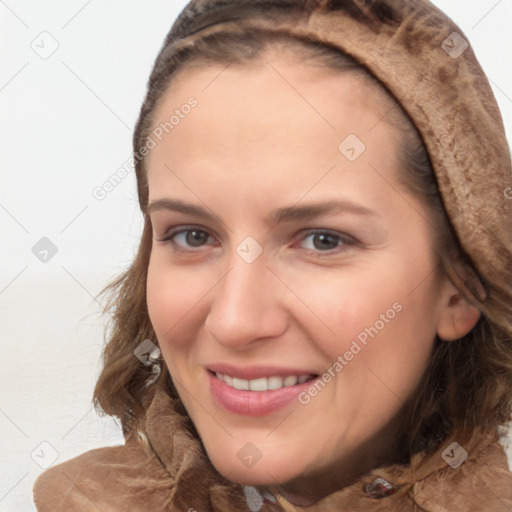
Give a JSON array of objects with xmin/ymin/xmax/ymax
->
[{"xmin": 93, "ymin": 0, "xmax": 512, "ymax": 485}]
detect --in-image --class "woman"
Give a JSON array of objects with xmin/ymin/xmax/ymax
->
[{"xmin": 33, "ymin": 0, "xmax": 512, "ymax": 510}]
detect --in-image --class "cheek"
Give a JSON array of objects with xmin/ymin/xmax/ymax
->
[
  {"xmin": 290, "ymin": 263, "xmax": 438, "ymax": 395},
  {"xmin": 353, "ymin": 298, "xmax": 436, "ymax": 412},
  {"xmin": 282, "ymin": 264, "xmax": 411, "ymax": 346},
  {"xmin": 146, "ymin": 254, "xmax": 208, "ymax": 347}
]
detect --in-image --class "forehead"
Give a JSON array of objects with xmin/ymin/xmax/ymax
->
[
  {"xmin": 143, "ymin": 57, "xmax": 406, "ymax": 218},
  {"xmin": 149, "ymin": 58, "xmax": 399, "ymax": 162}
]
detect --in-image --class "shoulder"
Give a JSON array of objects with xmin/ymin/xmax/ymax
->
[
  {"xmin": 32, "ymin": 436, "xmax": 171, "ymax": 512},
  {"xmin": 411, "ymin": 438, "xmax": 512, "ymax": 511}
]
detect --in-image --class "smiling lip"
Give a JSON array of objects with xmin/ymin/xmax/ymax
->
[
  {"xmin": 206, "ymin": 363, "xmax": 319, "ymax": 381},
  {"xmin": 206, "ymin": 364, "xmax": 320, "ymax": 416}
]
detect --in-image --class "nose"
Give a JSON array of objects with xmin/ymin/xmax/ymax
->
[{"xmin": 204, "ymin": 249, "xmax": 289, "ymax": 349}]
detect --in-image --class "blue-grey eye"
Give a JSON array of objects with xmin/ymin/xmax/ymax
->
[
  {"xmin": 174, "ymin": 229, "xmax": 210, "ymax": 247},
  {"xmin": 301, "ymin": 232, "xmax": 344, "ymax": 251}
]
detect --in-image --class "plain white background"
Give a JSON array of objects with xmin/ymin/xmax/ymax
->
[{"xmin": 1, "ymin": 1, "xmax": 511, "ymax": 510}]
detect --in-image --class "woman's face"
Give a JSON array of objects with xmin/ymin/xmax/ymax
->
[{"xmin": 145, "ymin": 53, "xmax": 457, "ymax": 501}]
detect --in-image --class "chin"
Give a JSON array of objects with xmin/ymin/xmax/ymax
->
[{"xmin": 208, "ymin": 450, "xmax": 299, "ymax": 487}]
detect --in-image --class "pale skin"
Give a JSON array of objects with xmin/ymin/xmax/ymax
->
[{"xmin": 145, "ymin": 49, "xmax": 480, "ymax": 505}]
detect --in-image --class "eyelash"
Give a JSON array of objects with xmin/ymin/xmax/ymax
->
[{"xmin": 156, "ymin": 225, "xmax": 357, "ymax": 255}]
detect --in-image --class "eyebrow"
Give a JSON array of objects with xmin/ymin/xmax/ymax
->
[{"xmin": 146, "ymin": 198, "xmax": 377, "ymax": 226}]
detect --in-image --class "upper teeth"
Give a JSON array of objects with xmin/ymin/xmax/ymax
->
[{"xmin": 215, "ymin": 372, "xmax": 313, "ymax": 391}]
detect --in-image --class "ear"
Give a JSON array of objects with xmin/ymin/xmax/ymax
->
[{"xmin": 436, "ymin": 279, "xmax": 481, "ymax": 341}]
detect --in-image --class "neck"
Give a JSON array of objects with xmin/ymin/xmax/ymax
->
[{"xmin": 259, "ymin": 415, "xmax": 406, "ymax": 505}]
